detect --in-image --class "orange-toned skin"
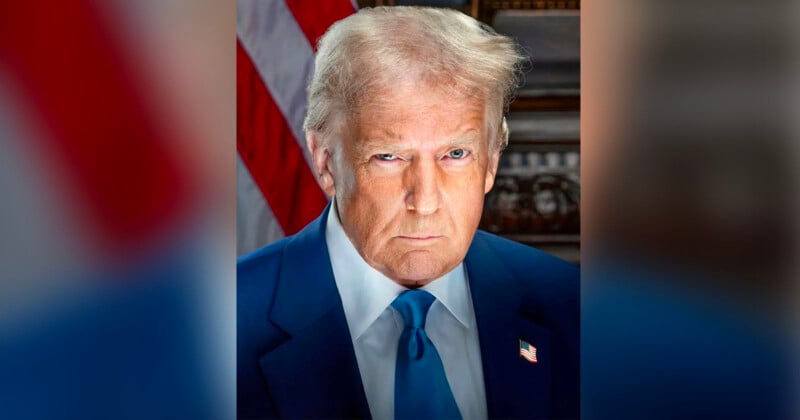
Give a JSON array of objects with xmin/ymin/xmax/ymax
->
[{"xmin": 307, "ymin": 85, "xmax": 500, "ymax": 287}]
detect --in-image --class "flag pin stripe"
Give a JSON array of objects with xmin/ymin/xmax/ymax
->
[{"xmin": 519, "ymin": 339, "xmax": 538, "ymax": 364}]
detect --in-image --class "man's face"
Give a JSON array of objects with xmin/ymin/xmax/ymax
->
[{"xmin": 318, "ymin": 84, "xmax": 500, "ymax": 287}]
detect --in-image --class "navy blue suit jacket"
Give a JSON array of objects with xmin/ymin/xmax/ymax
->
[{"xmin": 238, "ymin": 205, "xmax": 579, "ymax": 419}]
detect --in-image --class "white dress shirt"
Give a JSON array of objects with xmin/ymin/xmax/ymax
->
[{"xmin": 325, "ymin": 204, "xmax": 488, "ymax": 420}]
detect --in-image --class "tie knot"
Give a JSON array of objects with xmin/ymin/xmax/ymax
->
[{"xmin": 391, "ymin": 289, "xmax": 435, "ymax": 329}]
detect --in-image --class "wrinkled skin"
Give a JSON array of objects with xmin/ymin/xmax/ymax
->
[{"xmin": 307, "ymin": 84, "xmax": 500, "ymax": 287}]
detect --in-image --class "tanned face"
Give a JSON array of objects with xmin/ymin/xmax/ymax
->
[{"xmin": 308, "ymin": 83, "xmax": 500, "ymax": 287}]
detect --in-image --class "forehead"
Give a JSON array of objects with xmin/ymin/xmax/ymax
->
[{"xmin": 351, "ymin": 83, "xmax": 487, "ymax": 145}]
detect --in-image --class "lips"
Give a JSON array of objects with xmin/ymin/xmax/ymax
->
[{"xmin": 397, "ymin": 234, "xmax": 442, "ymax": 240}]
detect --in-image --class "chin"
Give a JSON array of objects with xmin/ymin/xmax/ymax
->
[{"xmin": 385, "ymin": 252, "xmax": 455, "ymax": 288}]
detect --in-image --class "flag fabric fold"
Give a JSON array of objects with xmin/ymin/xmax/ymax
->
[{"xmin": 236, "ymin": 0, "xmax": 356, "ymax": 256}]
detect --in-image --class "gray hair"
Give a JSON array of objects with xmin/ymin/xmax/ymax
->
[{"xmin": 303, "ymin": 6, "xmax": 524, "ymax": 151}]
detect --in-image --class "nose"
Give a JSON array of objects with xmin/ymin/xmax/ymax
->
[{"xmin": 404, "ymin": 157, "xmax": 441, "ymax": 215}]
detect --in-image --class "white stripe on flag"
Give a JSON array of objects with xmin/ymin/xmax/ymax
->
[
  {"xmin": 237, "ymin": 154, "xmax": 285, "ymax": 256},
  {"xmin": 237, "ymin": 0, "xmax": 315, "ymax": 166}
]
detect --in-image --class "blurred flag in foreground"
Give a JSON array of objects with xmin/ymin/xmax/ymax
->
[
  {"xmin": 237, "ymin": 0, "xmax": 355, "ymax": 256},
  {"xmin": 0, "ymin": 0, "xmax": 233, "ymax": 418}
]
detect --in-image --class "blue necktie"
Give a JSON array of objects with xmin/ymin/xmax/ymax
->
[{"xmin": 392, "ymin": 290, "xmax": 461, "ymax": 420}]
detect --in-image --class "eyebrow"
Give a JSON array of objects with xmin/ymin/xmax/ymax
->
[{"xmin": 355, "ymin": 130, "xmax": 483, "ymax": 155}]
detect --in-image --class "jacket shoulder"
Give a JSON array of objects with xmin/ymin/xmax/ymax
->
[
  {"xmin": 470, "ymin": 231, "xmax": 579, "ymax": 417},
  {"xmin": 474, "ymin": 230, "xmax": 578, "ymax": 281},
  {"xmin": 238, "ymin": 239, "xmax": 286, "ymax": 312},
  {"xmin": 473, "ymin": 230, "xmax": 579, "ymax": 312},
  {"xmin": 238, "ymin": 237, "xmax": 290, "ymax": 274},
  {"xmin": 237, "ymin": 239, "xmax": 293, "ymax": 418},
  {"xmin": 237, "ymin": 237, "xmax": 293, "ymax": 338}
]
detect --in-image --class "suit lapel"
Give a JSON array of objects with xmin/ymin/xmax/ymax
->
[
  {"xmin": 259, "ymin": 308, "xmax": 370, "ymax": 419},
  {"xmin": 466, "ymin": 234, "xmax": 553, "ymax": 419},
  {"xmin": 259, "ymin": 204, "xmax": 371, "ymax": 419}
]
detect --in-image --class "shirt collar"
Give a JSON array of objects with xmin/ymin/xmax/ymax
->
[
  {"xmin": 422, "ymin": 263, "xmax": 473, "ymax": 329},
  {"xmin": 325, "ymin": 201, "xmax": 472, "ymax": 341},
  {"xmin": 326, "ymin": 201, "xmax": 405, "ymax": 341}
]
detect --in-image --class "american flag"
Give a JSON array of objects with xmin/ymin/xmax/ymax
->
[
  {"xmin": 519, "ymin": 339, "xmax": 538, "ymax": 363},
  {"xmin": 237, "ymin": 0, "xmax": 356, "ymax": 256},
  {"xmin": 0, "ymin": 1, "xmax": 225, "ymax": 417}
]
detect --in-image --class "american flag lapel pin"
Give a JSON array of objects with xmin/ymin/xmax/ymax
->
[{"xmin": 519, "ymin": 339, "xmax": 538, "ymax": 364}]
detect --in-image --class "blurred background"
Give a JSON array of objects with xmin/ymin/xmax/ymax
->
[
  {"xmin": 582, "ymin": 0, "xmax": 798, "ymax": 418},
  {"xmin": 2, "ymin": 0, "xmax": 798, "ymax": 418}
]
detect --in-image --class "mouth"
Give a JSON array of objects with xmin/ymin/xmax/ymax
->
[{"xmin": 397, "ymin": 235, "xmax": 443, "ymax": 241}]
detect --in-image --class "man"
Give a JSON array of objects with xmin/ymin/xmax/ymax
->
[{"xmin": 238, "ymin": 6, "xmax": 578, "ymax": 419}]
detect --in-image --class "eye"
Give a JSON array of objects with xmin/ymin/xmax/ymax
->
[
  {"xmin": 447, "ymin": 148, "xmax": 469, "ymax": 159},
  {"xmin": 375, "ymin": 153, "xmax": 398, "ymax": 161}
]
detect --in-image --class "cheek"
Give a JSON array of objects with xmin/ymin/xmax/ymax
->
[
  {"xmin": 445, "ymin": 169, "xmax": 488, "ymax": 223},
  {"xmin": 339, "ymin": 172, "xmax": 400, "ymax": 236},
  {"xmin": 454, "ymin": 190, "xmax": 486, "ymax": 224},
  {"xmin": 349, "ymin": 167, "xmax": 405, "ymax": 204},
  {"xmin": 443, "ymin": 165, "xmax": 488, "ymax": 197}
]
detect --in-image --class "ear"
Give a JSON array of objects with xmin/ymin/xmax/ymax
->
[
  {"xmin": 484, "ymin": 146, "xmax": 501, "ymax": 194},
  {"xmin": 306, "ymin": 130, "xmax": 336, "ymax": 197},
  {"xmin": 484, "ymin": 116, "xmax": 508, "ymax": 193}
]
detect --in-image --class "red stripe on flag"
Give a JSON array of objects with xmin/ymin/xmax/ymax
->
[
  {"xmin": 284, "ymin": 0, "xmax": 356, "ymax": 51},
  {"xmin": 237, "ymin": 40, "xmax": 328, "ymax": 235},
  {"xmin": 0, "ymin": 1, "xmax": 191, "ymax": 256}
]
